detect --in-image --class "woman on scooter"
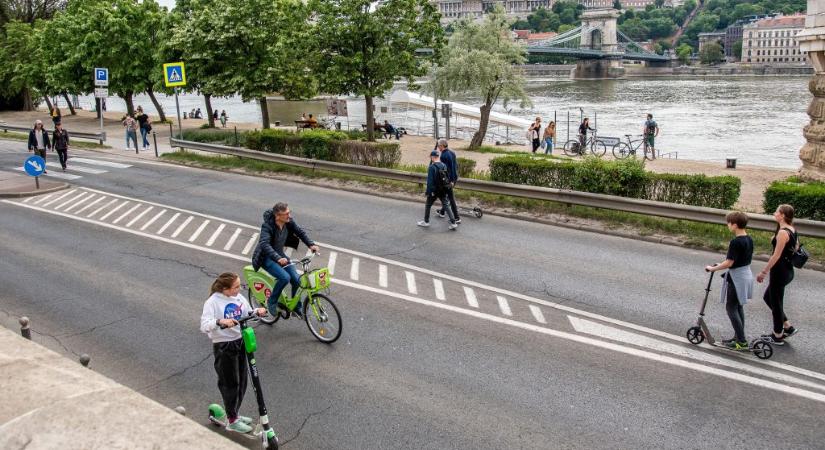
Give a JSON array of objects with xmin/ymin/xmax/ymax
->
[
  {"xmin": 200, "ymin": 272, "xmax": 267, "ymax": 433},
  {"xmin": 705, "ymin": 211, "xmax": 754, "ymax": 351},
  {"xmin": 757, "ymin": 204, "xmax": 800, "ymax": 346}
]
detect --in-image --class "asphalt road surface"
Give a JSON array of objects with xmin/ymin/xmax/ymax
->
[{"xmin": 2, "ymin": 142, "xmax": 824, "ymax": 449}]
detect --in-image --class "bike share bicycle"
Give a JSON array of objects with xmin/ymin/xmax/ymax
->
[
  {"xmin": 563, "ymin": 129, "xmax": 607, "ymax": 157},
  {"xmin": 612, "ymin": 134, "xmax": 654, "ymax": 161},
  {"xmin": 244, "ymin": 252, "xmax": 342, "ymax": 343}
]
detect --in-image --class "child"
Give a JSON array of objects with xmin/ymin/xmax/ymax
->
[
  {"xmin": 200, "ymin": 272, "xmax": 267, "ymax": 433},
  {"xmin": 705, "ymin": 211, "xmax": 754, "ymax": 350}
]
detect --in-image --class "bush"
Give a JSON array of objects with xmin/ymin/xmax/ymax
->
[
  {"xmin": 489, "ymin": 155, "xmax": 740, "ymax": 209},
  {"xmin": 764, "ymin": 179, "xmax": 825, "ymax": 220},
  {"xmin": 332, "ymin": 141, "xmax": 400, "ymax": 168},
  {"xmin": 457, "ymin": 157, "xmax": 476, "ymax": 178},
  {"xmin": 243, "ymin": 128, "xmax": 400, "ymax": 167},
  {"xmin": 180, "ymin": 128, "xmax": 238, "ymax": 145}
]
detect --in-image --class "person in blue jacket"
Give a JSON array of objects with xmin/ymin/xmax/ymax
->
[
  {"xmin": 418, "ymin": 150, "xmax": 457, "ymax": 230},
  {"xmin": 435, "ymin": 139, "xmax": 460, "ymax": 223}
]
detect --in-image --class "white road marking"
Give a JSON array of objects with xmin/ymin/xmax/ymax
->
[
  {"xmin": 223, "ymin": 227, "xmax": 241, "ymax": 251},
  {"xmin": 171, "ymin": 216, "xmax": 194, "ymax": 238},
  {"xmin": 188, "ymin": 219, "xmax": 210, "ymax": 242},
  {"xmin": 157, "ymin": 212, "xmax": 181, "ymax": 235},
  {"xmin": 433, "ymin": 279, "xmax": 445, "ymax": 301},
  {"xmin": 54, "ymin": 192, "xmax": 88, "ymax": 211},
  {"xmin": 405, "ymin": 271, "xmax": 417, "ymax": 295},
  {"xmin": 69, "ymin": 157, "xmax": 131, "ymax": 169},
  {"xmin": 327, "ymin": 251, "xmax": 337, "ymax": 275},
  {"xmin": 32, "ymin": 193, "xmax": 57, "ymax": 205},
  {"xmin": 41, "ymin": 189, "xmax": 77, "ymax": 208},
  {"xmin": 112, "ymin": 203, "xmax": 142, "ymax": 224},
  {"xmin": 64, "ymin": 193, "xmax": 96, "ymax": 213},
  {"xmin": 140, "ymin": 209, "xmax": 166, "ymax": 231},
  {"xmin": 379, "ymin": 264, "xmax": 388, "ymax": 288},
  {"xmin": 206, "ymin": 224, "xmax": 225, "ymax": 247},
  {"xmin": 65, "ymin": 165, "xmax": 107, "ymax": 175},
  {"xmin": 22, "ymin": 195, "xmax": 35, "ymax": 203},
  {"xmin": 87, "ymin": 198, "xmax": 118, "ymax": 218},
  {"xmin": 76, "ymin": 196, "xmax": 105, "ymax": 215},
  {"xmin": 32, "ymin": 168, "xmax": 82, "ymax": 180},
  {"xmin": 464, "ymin": 287, "xmax": 479, "ymax": 308},
  {"xmin": 350, "ymin": 257, "xmax": 360, "ymax": 281},
  {"xmin": 497, "ymin": 296, "xmax": 512, "ymax": 316},
  {"xmin": 241, "ymin": 233, "xmax": 258, "ymax": 255},
  {"xmin": 99, "ymin": 201, "xmax": 130, "ymax": 221},
  {"xmin": 529, "ymin": 305, "xmax": 547, "ymax": 324},
  {"xmin": 126, "ymin": 206, "xmax": 154, "ymax": 228}
]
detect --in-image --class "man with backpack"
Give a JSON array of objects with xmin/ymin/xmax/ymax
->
[
  {"xmin": 643, "ymin": 113, "xmax": 659, "ymax": 160},
  {"xmin": 418, "ymin": 150, "xmax": 457, "ymax": 230},
  {"xmin": 436, "ymin": 139, "xmax": 460, "ymax": 223}
]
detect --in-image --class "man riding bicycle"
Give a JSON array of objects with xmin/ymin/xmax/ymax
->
[
  {"xmin": 643, "ymin": 113, "xmax": 659, "ymax": 160},
  {"xmin": 252, "ymin": 202, "xmax": 319, "ymax": 319},
  {"xmin": 578, "ymin": 117, "xmax": 594, "ymax": 148}
]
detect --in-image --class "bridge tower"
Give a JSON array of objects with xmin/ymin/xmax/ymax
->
[{"xmin": 574, "ymin": 8, "xmax": 625, "ymax": 79}]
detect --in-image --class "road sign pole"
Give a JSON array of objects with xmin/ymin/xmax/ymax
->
[
  {"xmin": 35, "ymin": 175, "xmax": 40, "ymax": 190},
  {"xmin": 99, "ymin": 98, "xmax": 104, "ymax": 141},
  {"xmin": 174, "ymin": 87, "xmax": 182, "ymax": 140}
]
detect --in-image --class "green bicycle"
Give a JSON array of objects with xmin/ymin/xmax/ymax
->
[{"xmin": 243, "ymin": 252, "xmax": 342, "ymax": 343}]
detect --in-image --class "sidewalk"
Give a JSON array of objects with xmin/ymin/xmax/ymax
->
[
  {"xmin": 0, "ymin": 325, "xmax": 242, "ymax": 449},
  {"xmin": 0, "ymin": 171, "xmax": 68, "ymax": 198}
]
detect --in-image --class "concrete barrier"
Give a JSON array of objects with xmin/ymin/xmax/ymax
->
[{"xmin": 0, "ymin": 326, "xmax": 243, "ymax": 449}]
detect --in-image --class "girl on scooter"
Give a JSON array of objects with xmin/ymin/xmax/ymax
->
[
  {"xmin": 200, "ymin": 272, "xmax": 267, "ymax": 433},
  {"xmin": 705, "ymin": 211, "xmax": 754, "ymax": 351},
  {"xmin": 757, "ymin": 204, "xmax": 800, "ymax": 346}
]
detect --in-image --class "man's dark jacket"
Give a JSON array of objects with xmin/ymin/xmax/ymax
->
[
  {"xmin": 439, "ymin": 148, "xmax": 458, "ymax": 183},
  {"xmin": 252, "ymin": 209, "xmax": 315, "ymax": 271}
]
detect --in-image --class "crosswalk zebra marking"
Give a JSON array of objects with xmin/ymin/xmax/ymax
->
[
  {"xmin": 241, "ymin": 233, "xmax": 258, "ymax": 256},
  {"xmin": 99, "ymin": 201, "xmax": 130, "ymax": 221},
  {"xmin": 464, "ymin": 287, "xmax": 479, "ymax": 308},
  {"xmin": 378, "ymin": 264, "xmax": 388, "ymax": 288},
  {"xmin": 77, "ymin": 196, "xmax": 106, "ymax": 215},
  {"xmin": 141, "ymin": 209, "xmax": 166, "ymax": 231},
  {"xmin": 350, "ymin": 257, "xmax": 360, "ymax": 281},
  {"xmin": 529, "ymin": 305, "xmax": 547, "ymax": 324},
  {"xmin": 206, "ymin": 224, "xmax": 226, "ymax": 247},
  {"xmin": 69, "ymin": 157, "xmax": 132, "ymax": 169},
  {"xmin": 223, "ymin": 227, "xmax": 241, "ymax": 251},
  {"xmin": 126, "ymin": 206, "xmax": 154, "ymax": 228},
  {"xmin": 112, "ymin": 203, "xmax": 142, "ymax": 224},
  {"xmin": 171, "ymin": 215, "xmax": 194, "ymax": 238},
  {"xmin": 433, "ymin": 279, "xmax": 445, "ymax": 301},
  {"xmin": 157, "ymin": 212, "xmax": 181, "ymax": 235},
  {"xmin": 54, "ymin": 191, "xmax": 88, "ymax": 211},
  {"xmin": 497, "ymin": 296, "xmax": 512, "ymax": 316},
  {"xmin": 188, "ymin": 219, "xmax": 211, "ymax": 242},
  {"xmin": 64, "ymin": 193, "xmax": 96, "ymax": 212},
  {"xmin": 41, "ymin": 190, "xmax": 77, "ymax": 208},
  {"xmin": 405, "ymin": 271, "xmax": 418, "ymax": 295}
]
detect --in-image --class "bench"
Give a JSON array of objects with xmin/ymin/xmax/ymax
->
[{"xmin": 295, "ymin": 120, "xmax": 320, "ymax": 131}]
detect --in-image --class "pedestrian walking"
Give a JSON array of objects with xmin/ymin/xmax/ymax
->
[
  {"xmin": 435, "ymin": 139, "xmax": 460, "ymax": 223},
  {"xmin": 528, "ymin": 117, "xmax": 542, "ymax": 153},
  {"xmin": 200, "ymin": 272, "xmax": 268, "ymax": 434},
  {"xmin": 195, "ymin": 108, "xmax": 203, "ymax": 119},
  {"xmin": 122, "ymin": 114, "xmax": 139, "ymax": 151},
  {"xmin": 756, "ymin": 204, "xmax": 800, "ymax": 346},
  {"xmin": 643, "ymin": 113, "xmax": 659, "ymax": 159},
  {"xmin": 213, "ymin": 110, "xmax": 219, "ymax": 122},
  {"xmin": 543, "ymin": 121, "xmax": 556, "ymax": 155},
  {"xmin": 136, "ymin": 107, "xmax": 152, "ymax": 150},
  {"xmin": 27, "ymin": 120, "xmax": 51, "ymax": 174},
  {"xmin": 52, "ymin": 122, "xmax": 70, "ymax": 171},
  {"xmin": 220, "ymin": 110, "xmax": 228, "ymax": 128},
  {"xmin": 51, "ymin": 106, "xmax": 61, "ymax": 126},
  {"xmin": 418, "ymin": 150, "xmax": 457, "ymax": 230},
  {"xmin": 705, "ymin": 211, "xmax": 754, "ymax": 351}
]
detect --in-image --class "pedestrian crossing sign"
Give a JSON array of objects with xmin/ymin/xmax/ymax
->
[{"xmin": 163, "ymin": 62, "xmax": 186, "ymax": 87}]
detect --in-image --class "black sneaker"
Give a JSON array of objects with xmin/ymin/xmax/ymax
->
[
  {"xmin": 291, "ymin": 304, "xmax": 304, "ymax": 320},
  {"xmin": 761, "ymin": 334, "xmax": 785, "ymax": 346},
  {"xmin": 455, "ymin": 218, "xmax": 462, "ymax": 224},
  {"xmin": 435, "ymin": 210, "xmax": 446, "ymax": 218},
  {"xmin": 783, "ymin": 326, "xmax": 799, "ymax": 338}
]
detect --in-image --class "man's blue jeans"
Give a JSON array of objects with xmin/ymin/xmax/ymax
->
[
  {"xmin": 262, "ymin": 258, "xmax": 300, "ymax": 313},
  {"xmin": 140, "ymin": 127, "xmax": 150, "ymax": 148}
]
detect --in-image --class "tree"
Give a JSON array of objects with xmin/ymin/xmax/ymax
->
[
  {"xmin": 732, "ymin": 39, "xmax": 743, "ymax": 61},
  {"xmin": 676, "ymin": 43, "xmax": 692, "ymax": 64},
  {"xmin": 655, "ymin": 0, "xmax": 665, "ymax": 7},
  {"xmin": 0, "ymin": 20, "xmax": 43, "ymax": 110},
  {"xmin": 699, "ymin": 41, "xmax": 724, "ymax": 65},
  {"xmin": 0, "ymin": 0, "xmax": 66, "ymax": 26},
  {"xmin": 313, "ymin": 0, "xmax": 443, "ymax": 140},
  {"xmin": 430, "ymin": 5, "xmax": 531, "ymax": 149}
]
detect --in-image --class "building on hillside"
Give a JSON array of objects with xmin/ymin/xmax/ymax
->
[
  {"xmin": 581, "ymin": 0, "xmax": 658, "ymax": 9},
  {"xmin": 698, "ymin": 31, "xmax": 725, "ymax": 53},
  {"xmin": 741, "ymin": 14, "xmax": 809, "ymax": 65},
  {"xmin": 433, "ymin": 0, "xmax": 554, "ymax": 21},
  {"xmin": 724, "ymin": 22, "xmax": 745, "ymax": 60}
]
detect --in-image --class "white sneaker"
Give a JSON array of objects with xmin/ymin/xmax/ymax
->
[
  {"xmin": 417, "ymin": 220, "xmax": 430, "ymax": 227},
  {"xmin": 435, "ymin": 210, "xmax": 446, "ymax": 218},
  {"xmin": 448, "ymin": 223, "xmax": 458, "ymax": 230}
]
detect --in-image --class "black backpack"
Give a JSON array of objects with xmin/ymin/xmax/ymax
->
[{"xmin": 433, "ymin": 162, "xmax": 450, "ymax": 193}]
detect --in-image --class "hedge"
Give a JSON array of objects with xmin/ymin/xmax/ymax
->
[
  {"xmin": 457, "ymin": 157, "xmax": 476, "ymax": 178},
  {"xmin": 181, "ymin": 128, "xmax": 240, "ymax": 145},
  {"xmin": 244, "ymin": 129, "xmax": 400, "ymax": 168},
  {"xmin": 489, "ymin": 155, "xmax": 741, "ymax": 209},
  {"xmin": 764, "ymin": 179, "xmax": 825, "ymax": 220}
]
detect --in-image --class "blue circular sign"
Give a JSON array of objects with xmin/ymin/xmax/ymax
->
[{"xmin": 24, "ymin": 155, "xmax": 46, "ymax": 177}]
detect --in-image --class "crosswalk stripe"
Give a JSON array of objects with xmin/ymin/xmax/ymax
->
[
  {"xmin": 140, "ymin": 209, "xmax": 166, "ymax": 231},
  {"xmin": 171, "ymin": 215, "xmax": 194, "ymax": 238},
  {"xmin": 529, "ymin": 305, "xmax": 547, "ymax": 324},
  {"xmin": 112, "ymin": 203, "xmax": 142, "ymax": 224},
  {"xmin": 22, "ymin": 195, "xmax": 35, "ymax": 203},
  {"xmin": 99, "ymin": 201, "xmax": 130, "ymax": 221},
  {"xmin": 77, "ymin": 196, "xmax": 106, "ymax": 215},
  {"xmin": 64, "ymin": 193, "xmax": 96, "ymax": 212},
  {"xmin": 464, "ymin": 286, "xmax": 479, "ymax": 308},
  {"xmin": 32, "ymin": 193, "xmax": 57, "ymax": 205},
  {"xmin": 497, "ymin": 296, "xmax": 512, "ymax": 316},
  {"xmin": 87, "ymin": 198, "xmax": 118, "ymax": 218},
  {"xmin": 65, "ymin": 165, "xmax": 107, "ymax": 175},
  {"xmin": 188, "ymin": 219, "xmax": 210, "ymax": 242},
  {"xmin": 41, "ymin": 189, "xmax": 77, "ymax": 208},
  {"xmin": 433, "ymin": 279, "xmax": 445, "ymax": 301},
  {"xmin": 378, "ymin": 264, "xmax": 388, "ymax": 288},
  {"xmin": 206, "ymin": 223, "xmax": 225, "ymax": 247},
  {"xmin": 11, "ymin": 166, "xmax": 82, "ymax": 180},
  {"xmin": 327, "ymin": 251, "xmax": 337, "ymax": 275},
  {"xmin": 54, "ymin": 191, "xmax": 88, "ymax": 211},
  {"xmin": 69, "ymin": 157, "xmax": 131, "ymax": 169},
  {"xmin": 350, "ymin": 257, "xmax": 360, "ymax": 281},
  {"xmin": 241, "ymin": 233, "xmax": 258, "ymax": 255},
  {"xmin": 405, "ymin": 271, "xmax": 417, "ymax": 295},
  {"xmin": 223, "ymin": 227, "xmax": 241, "ymax": 251},
  {"xmin": 126, "ymin": 206, "xmax": 153, "ymax": 227},
  {"xmin": 157, "ymin": 212, "xmax": 181, "ymax": 234}
]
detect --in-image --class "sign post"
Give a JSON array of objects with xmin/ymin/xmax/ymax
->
[
  {"xmin": 94, "ymin": 68, "xmax": 108, "ymax": 138},
  {"xmin": 24, "ymin": 155, "xmax": 46, "ymax": 190},
  {"xmin": 163, "ymin": 62, "xmax": 187, "ymax": 139}
]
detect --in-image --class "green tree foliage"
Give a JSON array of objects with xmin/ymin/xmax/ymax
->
[
  {"xmin": 312, "ymin": 0, "xmax": 443, "ymax": 141},
  {"xmin": 512, "ymin": 2, "xmax": 580, "ymax": 33},
  {"xmin": 732, "ymin": 38, "xmax": 743, "ymax": 60},
  {"xmin": 676, "ymin": 43, "xmax": 693, "ymax": 64},
  {"xmin": 0, "ymin": 0, "xmax": 66, "ymax": 26},
  {"xmin": 699, "ymin": 41, "xmax": 724, "ymax": 64},
  {"xmin": 430, "ymin": 5, "xmax": 531, "ymax": 149},
  {"xmin": 0, "ymin": 20, "xmax": 45, "ymax": 110},
  {"xmin": 614, "ymin": 0, "xmax": 622, "ymax": 10}
]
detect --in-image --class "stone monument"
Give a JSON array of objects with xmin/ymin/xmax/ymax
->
[
  {"xmin": 796, "ymin": 0, "xmax": 825, "ymax": 181},
  {"xmin": 573, "ymin": 8, "xmax": 625, "ymax": 79}
]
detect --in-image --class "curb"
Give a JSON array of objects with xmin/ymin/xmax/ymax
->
[{"xmin": 0, "ymin": 182, "xmax": 70, "ymax": 198}]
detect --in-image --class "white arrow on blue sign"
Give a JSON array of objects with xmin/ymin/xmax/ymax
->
[
  {"xmin": 24, "ymin": 155, "xmax": 46, "ymax": 177},
  {"xmin": 94, "ymin": 68, "xmax": 109, "ymax": 87}
]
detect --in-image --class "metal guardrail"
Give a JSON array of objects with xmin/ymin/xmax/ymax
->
[
  {"xmin": 169, "ymin": 138, "xmax": 825, "ymax": 238},
  {"xmin": 0, "ymin": 122, "xmax": 107, "ymax": 144}
]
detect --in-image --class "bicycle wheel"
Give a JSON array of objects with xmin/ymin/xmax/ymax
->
[
  {"xmin": 563, "ymin": 140, "xmax": 582, "ymax": 157},
  {"xmin": 303, "ymin": 293, "xmax": 342, "ymax": 343},
  {"xmin": 590, "ymin": 141, "xmax": 607, "ymax": 157},
  {"xmin": 248, "ymin": 287, "xmax": 280, "ymax": 325},
  {"xmin": 612, "ymin": 143, "xmax": 631, "ymax": 159}
]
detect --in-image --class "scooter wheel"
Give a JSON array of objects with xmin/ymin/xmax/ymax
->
[
  {"xmin": 686, "ymin": 326, "xmax": 704, "ymax": 345},
  {"xmin": 473, "ymin": 207, "xmax": 483, "ymax": 218},
  {"xmin": 751, "ymin": 339, "xmax": 773, "ymax": 360}
]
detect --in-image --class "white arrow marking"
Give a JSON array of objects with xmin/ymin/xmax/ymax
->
[{"xmin": 27, "ymin": 160, "xmax": 43, "ymax": 172}]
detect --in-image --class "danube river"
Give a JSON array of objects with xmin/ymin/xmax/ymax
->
[{"xmin": 79, "ymin": 76, "xmax": 809, "ymax": 169}]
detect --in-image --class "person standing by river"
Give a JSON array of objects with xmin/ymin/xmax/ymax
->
[
  {"xmin": 528, "ymin": 117, "xmax": 542, "ymax": 153},
  {"xmin": 643, "ymin": 113, "xmax": 659, "ymax": 160},
  {"xmin": 543, "ymin": 121, "xmax": 555, "ymax": 155}
]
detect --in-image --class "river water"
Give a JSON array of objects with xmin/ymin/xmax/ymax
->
[{"xmin": 77, "ymin": 76, "xmax": 809, "ymax": 169}]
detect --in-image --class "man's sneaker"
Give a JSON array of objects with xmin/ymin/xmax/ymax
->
[
  {"xmin": 448, "ymin": 222, "xmax": 458, "ymax": 230},
  {"xmin": 435, "ymin": 210, "xmax": 446, "ymax": 218},
  {"xmin": 721, "ymin": 338, "xmax": 736, "ymax": 346},
  {"xmin": 761, "ymin": 334, "xmax": 785, "ymax": 346},
  {"xmin": 227, "ymin": 419, "xmax": 253, "ymax": 434},
  {"xmin": 291, "ymin": 304, "xmax": 304, "ymax": 320},
  {"xmin": 724, "ymin": 340, "xmax": 749, "ymax": 351},
  {"xmin": 237, "ymin": 415, "xmax": 254, "ymax": 425},
  {"xmin": 783, "ymin": 326, "xmax": 799, "ymax": 338},
  {"xmin": 417, "ymin": 220, "xmax": 430, "ymax": 227},
  {"xmin": 455, "ymin": 218, "xmax": 462, "ymax": 224}
]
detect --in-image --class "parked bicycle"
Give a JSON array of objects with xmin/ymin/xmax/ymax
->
[
  {"xmin": 563, "ymin": 129, "xmax": 607, "ymax": 157},
  {"xmin": 612, "ymin": 134, "xmax": 653, "ymax": 161}
]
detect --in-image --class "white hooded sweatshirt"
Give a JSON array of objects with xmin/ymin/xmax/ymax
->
[{"xmin": 200, "ymin": 292, "xmax": 252, "ymax": 343}]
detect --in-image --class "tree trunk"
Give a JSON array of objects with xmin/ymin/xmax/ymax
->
[
  {"xmin": 43, "ymin": 96, "xmax": 54, "ymax": 115},
  {"xmin": 470, "ymin": 101, "xmax": 492, "ymax": 149},
  {"xmin": 365, "ymin": 95, "xmax": 375, "ymax": 141},
  {"xmin": 147, "ymin": 88, "xmax": 167, "ymax": 122},
  {"xmin": 124, "ymin": 92, "xmax": 136, "ymax": 116},
  {"xmin": 21, "ymin": 88, "xmax": 34, "ymax": 111},
  {"xmin": 62, "ymin": 92, "xmax": 76, "ymax": 115},
  {"xmin": 259, "ymin": 97, "xmax": 270, "ymax": 129},
  {"xmin": 204, "ymin": 93, "xmax": 215, "ymax": 128}
]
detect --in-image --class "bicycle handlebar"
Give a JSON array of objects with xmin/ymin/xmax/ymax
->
[{"xmin": 282, "ymin": 250, "xmax": 320, "ymax": 268}]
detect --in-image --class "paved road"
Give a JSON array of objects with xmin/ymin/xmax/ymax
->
[{"xmin": 1, "ymin": 142, "xmax": 825, "ymax": 449}]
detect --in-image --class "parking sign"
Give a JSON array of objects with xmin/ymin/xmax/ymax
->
[{"xmin": 94, "ymin": 68, "xmax": 108, "ymax": 87}]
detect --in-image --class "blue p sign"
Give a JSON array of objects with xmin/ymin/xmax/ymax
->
[{"xmin": 94, "ymin": 68, "xmax": 108, "ymax": 86}]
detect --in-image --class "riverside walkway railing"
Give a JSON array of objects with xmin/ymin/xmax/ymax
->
[
  {"xmin": 1, "ymin": 122, "xmax": 107, "ymax": 144},
  {"xmin": 169, "ymin": 137, "xmax": 825, "ymax": 238}
]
